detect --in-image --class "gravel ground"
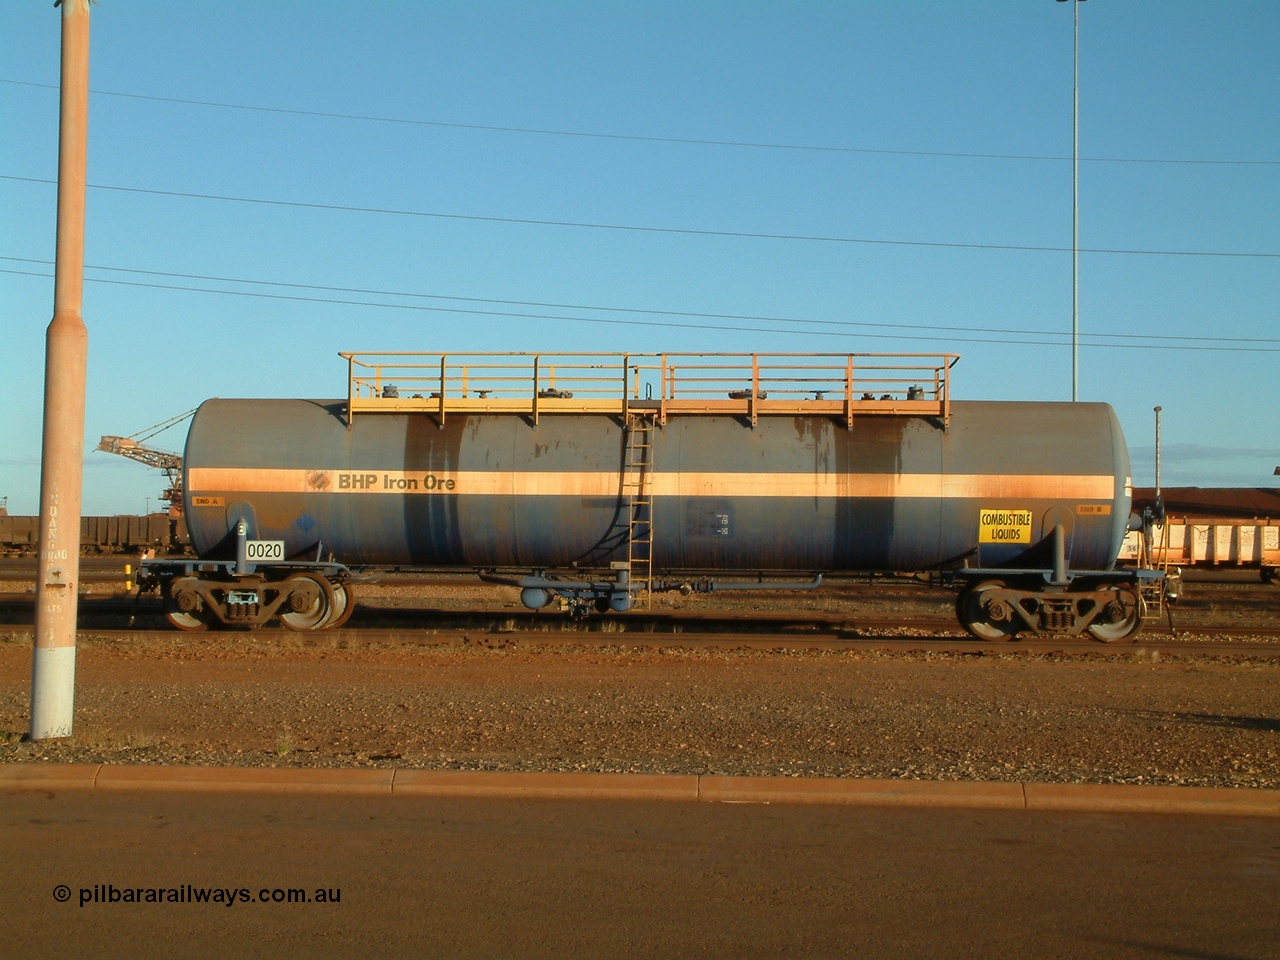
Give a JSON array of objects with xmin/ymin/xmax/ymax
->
[{"xmin": 2, "ymin": 629, "xmax": 1277, "ymax": 789}]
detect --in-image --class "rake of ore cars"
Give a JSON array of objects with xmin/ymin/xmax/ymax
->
[{"xmin": 132, "ymin": 351, "xmax": 1166, "ymax": 641}]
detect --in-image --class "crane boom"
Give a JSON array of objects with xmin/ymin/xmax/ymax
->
[
  {"xmin": 96, "ymin": 436, "xmax": 184, "ymax": 516},
  {"xmin": 96, "ymin": 436, "xmax": 182, "ymax": 472},
  {"xmin": 95, "ymin": 410, "xmax": 195, "ymax": 517}
]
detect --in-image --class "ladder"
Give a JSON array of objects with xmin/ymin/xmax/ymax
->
[
  {"xmin": 1137, "ymin": 518, "xmax": 1177, "ymax": 631},
  {"xmin": 622, "ymin": 414, "xmax": 655, "ymax": 608}
]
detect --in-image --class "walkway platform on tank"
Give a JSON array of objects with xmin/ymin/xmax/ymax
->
[{"xmin": 341, "ymin": 351, "xmax": 960, "ymax": 427}]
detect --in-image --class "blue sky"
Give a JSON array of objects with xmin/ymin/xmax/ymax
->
[{"xmin": 2, "ymin": 1, "xmax": 1277, "ymax": 516}]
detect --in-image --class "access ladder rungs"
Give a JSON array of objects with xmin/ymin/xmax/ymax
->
[{"xmin": 624, "ymin": 417, "xmax": 656, "ymax": 609}]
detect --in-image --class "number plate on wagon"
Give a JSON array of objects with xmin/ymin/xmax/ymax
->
[{"xmin": 245, "ymin": 540, "xmax": 286, "ymax": 561}]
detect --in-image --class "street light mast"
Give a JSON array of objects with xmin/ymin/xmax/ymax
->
[{"xmin": 1057, "ymin": 0, "xmax": 1085, "ymax": 401}]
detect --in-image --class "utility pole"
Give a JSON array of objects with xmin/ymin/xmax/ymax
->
[{"xmin": 31, "ymin": 0, "xmax": 92, "ymax": 740}]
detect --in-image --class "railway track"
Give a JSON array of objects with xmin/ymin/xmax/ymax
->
[
  {"xmin": 0, "ymin": 593, "xmax": 1274, "ymax": 657},
  {"xmin": 0, "ymin": 626, "xmax": 1275, "ymax": 659},
  {"xmin": 2, "ymin": 558, "xmax": 1274, "ymax": 651}
]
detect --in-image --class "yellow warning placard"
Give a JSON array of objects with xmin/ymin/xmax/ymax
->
[{"xmin": 979, "ymin": 508, "xmax": 1033, "ymax": 544}]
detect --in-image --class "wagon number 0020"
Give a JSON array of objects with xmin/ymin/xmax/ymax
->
[{"xmin": 245, "ymin": 540, "xmax": 286, "ymax": 561}]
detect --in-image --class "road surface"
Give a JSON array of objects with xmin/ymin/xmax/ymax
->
[{"xmin": 2, "ymin": 787, "xmax": 1276, "ymax": 959}]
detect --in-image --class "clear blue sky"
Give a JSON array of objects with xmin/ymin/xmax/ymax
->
[{"xmin": 2, "ymin": 1, "xmax": 1277, "ymax": 516}]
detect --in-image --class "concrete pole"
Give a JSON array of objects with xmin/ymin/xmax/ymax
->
[
  {"xmin": 1058, "ymin": 0, "xmax": 1084, "ymax": 400},
  {"xmin": 1071, "ymin": 0, "xmax": 1080, "ymax": 402},
  {"xmin": 31, "ymin": 0, "xmax": 92, "ymax": 740}
]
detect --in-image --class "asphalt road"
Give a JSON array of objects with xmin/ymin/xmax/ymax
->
[{"xmin": 2, "ymin": 788, "xmax": 1276, "ymax": 959}]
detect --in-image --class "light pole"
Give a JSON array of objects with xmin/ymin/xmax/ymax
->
[
  {"xmin": 1057, "ymin": 0, "xmax": 1085, "ymax": 401},
  {"xmin": 1153, "ymin": 406, "xmax": 1162, "ymax": 498}
]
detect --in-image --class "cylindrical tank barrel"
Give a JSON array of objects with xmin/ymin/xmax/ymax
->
[{"xmin": 180, "ymin": 399, "xmax": 1132, "ymax": 574}]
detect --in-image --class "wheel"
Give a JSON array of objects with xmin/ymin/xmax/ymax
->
[
  {"xmin": 1086, "ymin": 586, "xmax": 1142, "ymax": 642},
  {"xmin": 164, "ymin": 609, "xmax": 209, "ymax": 632},
  {"xmin": 278, "ymin": 573, "xmax": 335, "ymax": 631},
  {"xmin": 325, "ymin": 582, "xmax": 355, "ymax": 629},
  {"xmin": 955, "ymin": 580, "xmax": 1018, "ymax": 642},
  {"xmin": 164, "ymin": 577, "xmax": 209, "ymax": 631}
]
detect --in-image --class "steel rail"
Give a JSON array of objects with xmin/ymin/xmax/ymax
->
[{"xmin": 0, "ymin": 623, "xmax": 1274, "ymax": 659}]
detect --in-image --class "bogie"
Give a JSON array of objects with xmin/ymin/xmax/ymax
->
[
  {"xmin": 149, "ymin": 567, "xmax": 354, "ymax": 631},
  {"xmin": 954, "ymin": 577, "xmax": 1145, "ymax": 642}
]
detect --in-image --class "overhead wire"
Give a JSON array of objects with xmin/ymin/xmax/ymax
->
[
  {"xmin": 3, "ymin": 261, "xmax": 1277, "ymax": 354},
  {"xmin": 2, "ymin": 78, "xmax": 1277, "ymax": 167},
  {"xmin": 3, "ymin": 256, "xmax": 1277, "ymax": 347},
  {"xmin": 3, "ymin": 175, "xmax": 1277, "ymax": 260},
  {"xmin": 1, "ymin": 79, "xmax": 1275, "ymax": 352},
  {"xmin": 2, "ymin": 76, "xmax": 1277, "ymax": 261}
]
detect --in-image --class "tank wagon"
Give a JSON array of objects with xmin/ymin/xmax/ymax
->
[{"xmin": 137, "ymin": 352, "xmax": 1153, "ymax": 640}]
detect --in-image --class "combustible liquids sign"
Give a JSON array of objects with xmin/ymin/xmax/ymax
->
[{"xmin": 979, "ymin": 509, "xmax": 1033, "ymax": 544}]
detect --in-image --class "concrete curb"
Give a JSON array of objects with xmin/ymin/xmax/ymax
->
[
  {"xmin": 698, "ymin": 774, "xmax": 1028, "ymax": 810},
  {"xmin": 1, "ymin": 764, "xmax": 1277, "ymax": 816}
]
